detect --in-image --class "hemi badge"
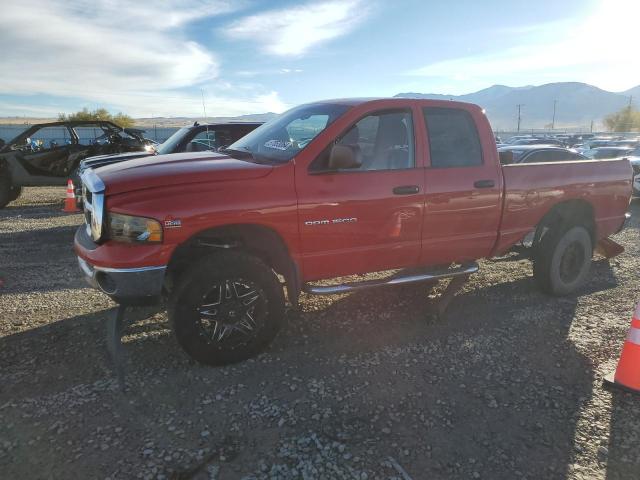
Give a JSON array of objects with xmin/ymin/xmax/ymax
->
[{"xmin": 164, "ymin": 219, "xmax": 182, "ymax": 228}]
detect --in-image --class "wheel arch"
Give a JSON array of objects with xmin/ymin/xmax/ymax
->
[
  {"xmin": 166, "ymin": 223, "xmax": 301, "ymax": 306},
  {"xmin": 533, "ymin": 199, "xmax": 596, "ymax": 250}
]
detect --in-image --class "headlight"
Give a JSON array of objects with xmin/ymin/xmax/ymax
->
[{"xmin": 107, "ymin": 213, "xmax": 163, "ymax": 243}]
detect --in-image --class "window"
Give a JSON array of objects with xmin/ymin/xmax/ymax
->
[
  {"xmin": 423, "ymin": 107, "xmax": 482, "ymax": 168},
  {"xmin": 191, "ymin": 129, "xmax": 223, "ymax": 151},
  {"xmin": 73, "ymin": 125, "xmax": 109, "ymax": 146},
  {"xmin": 24, "ymin": 126, "xmax": 73, "ymax": 151},
  {"xmin": 312, "ymin": 110, "xmax": 415, "ymax": 172},
  {"xmin": 286, "ymin": 115, "xmax": 330, "ymax": 147},
  {"xmin": 227, "ymin": 103, "xmax": 350, "ymax": 163}
]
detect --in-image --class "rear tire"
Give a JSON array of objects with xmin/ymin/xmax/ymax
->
[
  {"xmin": 533, "ymin": 224, "xmax": 592, "ymax": 296},
  {"xmin": 0, "ymin": 175, "xmax": 12, "ymax": 209},
  {"xmin": 169, "ymin": 252, "xmax": 285, "ymax": 366}
]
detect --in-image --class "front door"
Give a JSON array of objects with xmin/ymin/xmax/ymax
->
[{"xmin": 296, "ymin": 108, "xmax": 426, "ymax": 281}]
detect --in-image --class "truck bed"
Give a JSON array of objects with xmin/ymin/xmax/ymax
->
[{"xmin": 494, "ymin": 158, "xmax": 632, "ymax": 255}]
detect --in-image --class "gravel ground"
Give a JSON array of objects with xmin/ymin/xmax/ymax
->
[{"xmin": 1, "ymin": 187, "xmax": 639, "ymax": 480}]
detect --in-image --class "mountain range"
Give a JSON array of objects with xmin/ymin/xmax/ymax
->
[{"xmin": 395, "ymin": 82, "xmax": 639, "ymax": 131}]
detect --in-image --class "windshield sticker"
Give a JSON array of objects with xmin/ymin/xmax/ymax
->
[{"xmin": 264, "ymin": 139, "xmax": 292, "ymax": 151}]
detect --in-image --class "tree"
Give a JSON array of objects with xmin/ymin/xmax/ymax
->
[
  {"xmin": 58, "ymin": 108, "xmax": 135, "ymax": 128},
  {"xmin": 603, "ymin": 106, "xmax": 640, "ymax": 132}
]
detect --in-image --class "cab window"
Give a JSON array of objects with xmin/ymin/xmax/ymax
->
[
  {"xmin": 423, "ymin": 107, "xmax": 483, "ymax": 168},
  {"xmin": 312, "ymin": 109, "xmax": 415, "ymax": 172}
]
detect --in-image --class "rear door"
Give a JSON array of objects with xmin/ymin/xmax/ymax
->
[
  {"xmin": 419, "ymin": 106, "xmax": 502, "ymax": 265},
  {"xmin": 296, "ymin": 106, "xmax": 426, "ymax": 280}
]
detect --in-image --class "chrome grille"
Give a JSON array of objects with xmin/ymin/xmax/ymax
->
[{"xmin": 80, "ymin": 169, "xmax": 106, "ymax": 242}]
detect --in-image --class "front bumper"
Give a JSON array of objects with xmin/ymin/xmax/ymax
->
[{"xmin": 77, "ymin": 256, "xmax": 166, "ymax": 304}]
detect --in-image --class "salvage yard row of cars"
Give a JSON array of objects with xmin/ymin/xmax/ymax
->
[
  {"xmin": 0, "ymin": 120, "xmax": 262, "ymax": 208},
  {"xmin": 70, "ymin": 98, "xmax": 633, "ymax": 366},
  {"xmin": 496, "ymin": 133, "xmax": 640, "ymax": 195}
]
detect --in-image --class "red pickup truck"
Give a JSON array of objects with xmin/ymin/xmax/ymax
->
[{"xmin": 74, "ymin": 98, "xmax": 631, "ymax": 366}]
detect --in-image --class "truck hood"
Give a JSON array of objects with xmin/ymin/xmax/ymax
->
[
  {"xmin": 80, "ymin": 151, "xmax": 153, "ymax": 171},
  {"xmin": 95, "ymin": 152, "xmax": 273, "ymax": 195}
]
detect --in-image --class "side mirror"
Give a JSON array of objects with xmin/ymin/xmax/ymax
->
[
  {"xmin": 328, "ymin": 144, "xmax": 361, "ymax": 170},
  {"xmin": 499, "ymin": 150, "xmax": 514, "ymax": 165}
]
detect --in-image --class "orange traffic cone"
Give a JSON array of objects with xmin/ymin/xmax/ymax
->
[
  {"xmin": 64, "ymin": 179, "xmax": 80, "ymax": 213},
  {"xmin": 604, "ymin": 302, "xmax": 640, "ymax": 394}
]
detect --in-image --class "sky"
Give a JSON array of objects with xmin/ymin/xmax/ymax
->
[{"xmin": 0, "ymin": 0, "xmax": 638, "ymax": 118}]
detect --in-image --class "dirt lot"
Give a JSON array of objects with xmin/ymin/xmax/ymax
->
[{"xmin": 1, "ymin": 187, "xmax": 639, "ymax": 480}]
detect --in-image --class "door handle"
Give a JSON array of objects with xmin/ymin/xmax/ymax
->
[
  {"xmin": 393, "ymin": 185, "xmax": 420, "ymax": 195},
  {"xmin": 474, "ymin": 179, "xmax": 495, "ymax": 189}
]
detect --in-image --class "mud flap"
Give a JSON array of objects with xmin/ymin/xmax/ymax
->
[
  {"xmin": 430, "ymin": 273, "xmax": 472, "ymax": 320},
  {"xmin": 595, "ymin": 237, "xmax": 624, "ymax": 259}
]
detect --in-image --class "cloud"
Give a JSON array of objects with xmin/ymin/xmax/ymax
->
[
  {"xmin": 405, "ymin": 0, "xmax": 640, "ymax": 93},
  {"xmin": 235, "ymin": 68, "xmax": 304, "ymax": 77},
  {"xmin": 0, "ymin": 0, "xmax": 286, "ymax": 117},
  {"xmin": 0, "ymin": 0, "xmax": 232, "ymax": 95},
  {"xmin": 225, "ymin": 0, "xmax": 370, "ymax": 56}
]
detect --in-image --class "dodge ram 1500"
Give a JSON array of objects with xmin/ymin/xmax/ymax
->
[{"xmin": 74, "ymin": 98, "xmax": 632, "ymax": 365}]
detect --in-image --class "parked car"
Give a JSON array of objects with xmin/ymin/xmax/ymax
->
[
  {"xmin": 509, "ymin": 137, "xmax": 566, "ymax": 146},
  {"xmin": 584, "ymin": 147, "xmax": 634, "ymax": 160},
  {"xmin": 498, "ymin": 145, "xmax": 587, "ymax": 164},
  {"xmin": 0, "ymin": 121, "xmax": 152, "ymax": 208},
  {"xmin": 627, "ymin": 147, "xmax": 640, "ymax": 196},
  {"xmin": 74, "ymin": 98, "xmax": 631, "ymax": 366},
  {"xmin": 72, "ymin": 122, "xmax": 262, "ymax": 202}
]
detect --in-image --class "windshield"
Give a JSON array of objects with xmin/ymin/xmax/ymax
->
[
  {"xmin": 226, "ymin": 103, "xmax": 351, "ymax": 163},
  {"xmin": 156, "ymin": 127, "xmax": 190, "ymax": 155}
]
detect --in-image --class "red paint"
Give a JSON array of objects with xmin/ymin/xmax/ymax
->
[{"xmin": 74, "ymin": 98, "xmax": 632, "ymax": 283}]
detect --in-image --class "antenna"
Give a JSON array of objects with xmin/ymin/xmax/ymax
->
[
  {"xmin": 201, "ymin": 89, "xmax": 211, "ymax": 150},
  {"xmin": 200, "ymin": 89, "xmax": 207, "ymax": 120}
]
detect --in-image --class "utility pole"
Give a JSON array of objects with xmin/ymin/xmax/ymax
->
[
  {"xmin": 551, "ymin": 100, "xmax": 557, "ymax": 130},
  {"xmin": 629, "ymin": 95, "xmax": 633, "ymax": 108},
  {"xmin": 516, "ymin": 104, "xmax": 524, "ymax": 132},
  {"xmin": 590, "ymin": 120, "xmax": 594, "ymax": 133}
]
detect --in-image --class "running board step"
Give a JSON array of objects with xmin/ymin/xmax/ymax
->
[{"xmin": 303, "ymin": 262, "xmax": 479, "ymax": 295}]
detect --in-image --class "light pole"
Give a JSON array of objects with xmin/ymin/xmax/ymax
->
[{"xmin": 551, "ymin": 100, "xmax": 557, "ymax": 130}]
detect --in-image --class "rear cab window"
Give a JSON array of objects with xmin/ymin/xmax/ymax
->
[{"xmin": 423, "ymin": 107, "xmax": 483, "ymax": 168}]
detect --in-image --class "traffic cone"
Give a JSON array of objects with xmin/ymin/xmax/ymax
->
[
  {"xmin": 603, "ymin": 302, "xmax": 640, "ymax": 394},
  {"xmin": 63, "ymin": 179, "xmax": 80, "ymax": 213}
]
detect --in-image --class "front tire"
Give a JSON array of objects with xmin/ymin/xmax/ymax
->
[
  {"xmin": 533, "ymin": 224, "xmax": 593, "ymax": 296},
  {"xmin": 169, "ymin": 252, "xmax": 285, "ymax": 366}
]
